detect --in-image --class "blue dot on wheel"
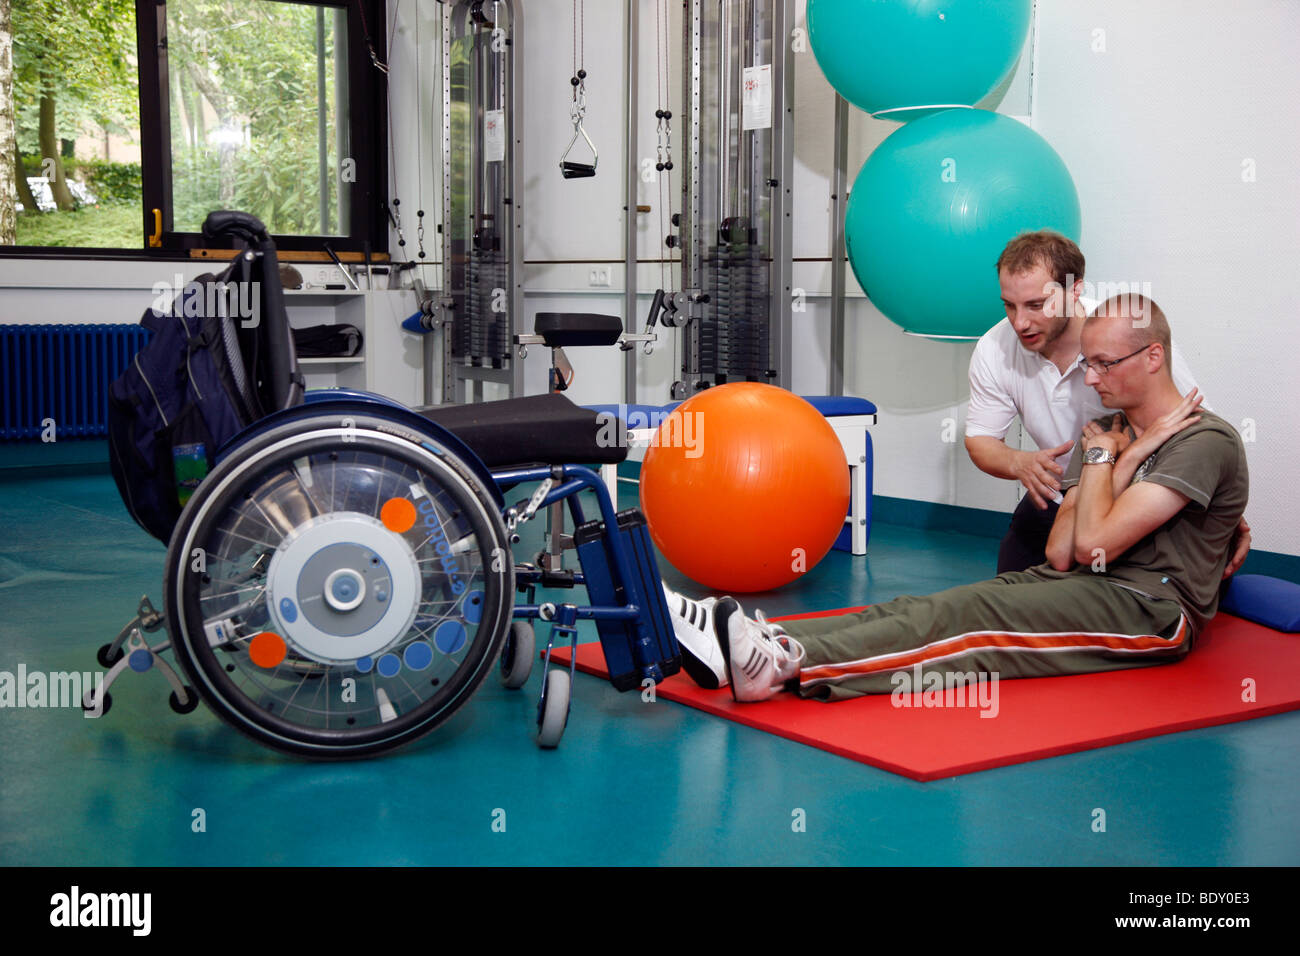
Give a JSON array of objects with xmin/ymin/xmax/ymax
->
[
  {"xmin": 403, "ymin": 641, "xmax": 434, "ymax": 671},
  {"xmin": 464, "ymin": 590, "xmax": 484, "ymax": 625},
  {"xmin": 377, "ymin": 654, "xmax": 401, "ymax": 678},
  {"xmin": 355, "ymin": 656, "xmax": 374, "ymax": 674},
  {"xmin": 435, "ymin": 621, "xmax": 467, "ymax": 655},
  {"xmin": 128, "ymin": 649, "xmax": 154, "ymax": 673}
]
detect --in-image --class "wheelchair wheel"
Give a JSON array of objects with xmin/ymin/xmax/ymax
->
[
  {"xmin": 163, "ymin": 411, "xmax": 514, "ymax": 758},
  {"xmin": 97, "ymin": 643, "xmax": 124, "ymax": 668},
  {"xmin": 499, "ymin": 621, "xmax": 534, "ymax": 689},
  {"xmin": 535, "ymin": 669, "xmax": 571, "ymax": 749}
]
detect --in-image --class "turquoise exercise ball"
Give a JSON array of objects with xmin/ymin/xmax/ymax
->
[
  {"xmin": 845, "ymin": 109, "xmax": 1081, "ymax": 339},
  {"xmin": 808, "ymin": 0, "xmax": 1033, "ymax": 120}
]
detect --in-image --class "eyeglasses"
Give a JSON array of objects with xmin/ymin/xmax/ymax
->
[{"xmin": 1078, "ymin": 344, "xmax": 1151, "ymax": 375}]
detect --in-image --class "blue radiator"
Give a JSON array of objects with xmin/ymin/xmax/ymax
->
[{"xmin": 0, "ymin": 324, "xmax": 150, "ymax": 441}]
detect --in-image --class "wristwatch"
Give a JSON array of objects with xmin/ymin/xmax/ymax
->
[{"xmin": 1083, "ymin": 447, "xmax": 1118, "ymax": 466}]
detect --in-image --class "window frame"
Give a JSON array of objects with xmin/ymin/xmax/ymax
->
[{"xmin": 0, "ymin": 0, "xmax": 389, "ymax": 259}]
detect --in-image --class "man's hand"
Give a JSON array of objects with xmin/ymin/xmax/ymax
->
[
  {"xmin": 1083, "ymin": 416, "xmax": 1132, "ymax": 456},
  {"xmin": 1224, "ymin": 516, "xmax": 1251, "ymax": 579},
  {"xmin": 1103, "ymin": 388, "xmax": 1203, "ymax": 496},
  {"xmin": 1121, "ymin": 387, "xmax": 1204, "ymax": 467},
  {"xmin": 1083, "ymin": 428, "xmax": 1122, "ymax": 457},
  {"xmin": 1011, "ymin": 441, "xmax": 1075, "ymax": 510}
]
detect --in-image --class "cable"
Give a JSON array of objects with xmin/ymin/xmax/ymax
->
[
  {"xmin": 571, "ymin": 0, "xmax": 587, "ymax": 108},
  {"xmin": 654, "ymin": 0, "xmax": 675, "ymax": 293},
  {"xmin": 384, "ymin": 0, "xmax": 409, "ymax": 260},
  {"xmin": 415, "ymin": 3, "xmax": 425, "ymax": 260}
]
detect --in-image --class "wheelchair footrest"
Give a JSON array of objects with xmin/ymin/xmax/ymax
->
[{"xmin": 574, "ymin": 508, "xmax": 681, "ymax": 692}]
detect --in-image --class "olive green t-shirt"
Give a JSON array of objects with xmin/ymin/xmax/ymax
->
[{"xmin": 1031, "ymin": 409, "xmax": 1249, "ymax": 636}]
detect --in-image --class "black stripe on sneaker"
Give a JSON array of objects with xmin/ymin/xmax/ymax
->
[
  {"xmin": 715, "ymin": 597, "xmax": 739, "ymax": 702},
  {"xmin": 677, "ymin": 643, "xmax": 721, "ymax": 690}
]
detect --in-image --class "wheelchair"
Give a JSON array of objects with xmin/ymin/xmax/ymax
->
[{"xmin": 88, "ymin": 214, "xmax": 680, "ymax": 758}]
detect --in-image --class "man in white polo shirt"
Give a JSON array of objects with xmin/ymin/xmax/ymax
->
[{"xmin": 964, "ymin": 230, "xmax": 1248, "ymax": 574}]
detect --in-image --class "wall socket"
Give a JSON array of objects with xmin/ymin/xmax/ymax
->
[
  {"xmin": 588, "ymin": 267, "xmax": 612, "ymax": 287},
  {"xmin": 305, "ymin": 265, "xmax": 346, "ymax": 288}
]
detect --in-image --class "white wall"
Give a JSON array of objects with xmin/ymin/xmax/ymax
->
[
  {"xmin": 1027, "ymin": 0, "xmax": 1300, "ymax": 557},
  {"xmin": 2, "ymin": 0, "xmax": 1296, "ymax": 557}
]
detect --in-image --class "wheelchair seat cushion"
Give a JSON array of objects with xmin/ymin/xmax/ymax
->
[{"xmin": 419, "ymin": 393, "xmax": 627, "ymax": 468}]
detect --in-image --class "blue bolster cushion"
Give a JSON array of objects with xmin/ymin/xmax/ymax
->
[{"xmin": 1220, "ymin": 574, "xmax": 1300, "ymax": 632}]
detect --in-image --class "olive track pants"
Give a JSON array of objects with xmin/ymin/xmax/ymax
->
[{"xmin": 777, "ymin": 571, "xmax": 1190, "ymax": 701}]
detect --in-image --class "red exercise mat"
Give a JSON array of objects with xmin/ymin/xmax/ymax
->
[{"xmin": 551, "ymin": 609, "xmax": 1300, "ymax": 781}]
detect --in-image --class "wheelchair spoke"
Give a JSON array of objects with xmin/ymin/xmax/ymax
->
[
  {"xmin": 198, "ymin": 582, "xmax": 267, "ymax": 611},
  {"xmin": 290, "ymin": 458, "xmax": 330, "ymax": 519}
]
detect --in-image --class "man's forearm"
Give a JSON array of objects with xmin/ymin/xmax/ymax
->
[
  {"xmin": 1045, "ymin": 495, "xmax": 1078, "ymax": 570},
  {"xmin": 1073, "ymin": 461, "xmax": 1118, "ymax": 562},
  {"xmin": 1110, "ymin": 451, "xmax": 1142, "ymax": 496},
  {"xmin": 965, "ymin": 436, "xmax": 1021, "ymax": 480}
]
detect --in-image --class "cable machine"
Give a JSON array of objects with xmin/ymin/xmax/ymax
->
[
  {"xmin": 648, "ymin": 0, "xmax": 794, "ymax": 398},
  {"xmin": 406, "ymin": 0, "xmax": 525, "ymax": 403}
]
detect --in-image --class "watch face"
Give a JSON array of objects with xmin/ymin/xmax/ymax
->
[{"xmin": 1084, "ymin": 447, "xmax": 1111, "ymax": 463}]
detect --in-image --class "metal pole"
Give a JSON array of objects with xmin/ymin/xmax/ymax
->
[
  {"xmin": 623, "ymin": 0, "xmax": 639, "ymax": 405},
  {"xmin": 438, "ymin": 1, "xmax": 453, "ymax": 405},
  {"xmin": 719, "ymin": 0, "xmax": 729, "ymax": 224},
  {"xmin": 829, "ymin": 92, "xmax": 848, "ymax": 396},
  {"xmin": 509, "ymin": 0, "xmax": 525, "ymax": 399},
  {"xmin": 770, "ymin": 0, "xmax": 794, "ymax": 390}
]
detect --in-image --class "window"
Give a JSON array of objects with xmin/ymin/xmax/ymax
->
[
  {"xmin": 0, "ymin": 0, "xmax": 387, "ymax": 256},
  {"xmin": 2, "ymin": 0, "xmax": 144, "ymax": 249}
]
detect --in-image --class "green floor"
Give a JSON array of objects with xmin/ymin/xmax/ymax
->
[{"xmin": 1, "ymin": 470, "xmax": 1297, "ymax": 866}]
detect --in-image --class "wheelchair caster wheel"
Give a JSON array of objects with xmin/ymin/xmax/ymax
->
[
  {"xmin": 97, "ymin": 643, "xmax": 124, "ymax": 668},
  {"xmin": 499, "ymin": 622, "xmax": 535, "ymax": 689},
  {"xmin": 535, "ymin": 669, "xmax": 570, "ymax": 749},
  {"xmin": 169, "ymin": 688, "xmax": 200, "ymax": 715},
  {"xmin": 83, "ymin": 691, "xmax": 111, "ymax": 717}
]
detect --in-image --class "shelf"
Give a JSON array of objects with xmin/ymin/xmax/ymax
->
[
  {"xmin": 298, "ymin": 356, "xmax": 365, "ymax": 365},
  {"xmin": 283, "ymin": 289, "xmax": 367, "ymax": 307}
]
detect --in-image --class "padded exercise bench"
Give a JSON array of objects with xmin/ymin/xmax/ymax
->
[
  {"xmin": 587, "ymin": 395, "xmax": 878, "ymax": 556},
  {"xmin": 517, "ymin": 312, "xmax": 879, "ymax": 557}
]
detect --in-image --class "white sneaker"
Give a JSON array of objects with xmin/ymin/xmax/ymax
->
[
  {"xmin": 661, "ymin": 583, "xmax": 729, "ymax": 689},
  {"xmin": 715, "ymin": 597, "xmax": 806, "ymax": 702}
]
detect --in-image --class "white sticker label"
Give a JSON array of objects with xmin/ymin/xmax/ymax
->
[
  {"xmin": 485, "ymin": 109, "xmax": 505, "ymax": 162},
  {"xmin": 742, "ymin": 64, "xmax": 772, "ymax": 131}
]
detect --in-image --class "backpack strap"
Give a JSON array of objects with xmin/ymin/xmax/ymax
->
[{"xmin": 218, "ymin": 313, "xmax": 262, "ymax": 422}]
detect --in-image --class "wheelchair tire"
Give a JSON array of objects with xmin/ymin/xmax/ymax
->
[
  {"xmin": 162, "ymin": 411, "xmax": 514, "ymax": 758},
  {"xmin": 499, "ymin": 621, "xmax": 534, "ymax": 689},
  {"xmin": 535, "ymin": 669, "xmax": 570, "ymax": 749},
  {"xmin": 82, "ymin": 689, "xmax": 111, "ymax": 718},
  {"xmin": 169, "ymin": 687, "xmax": 200, "ymax": 715},
  {"xmin": 97, "ymin": 643, "xmax": 124, "ymax": 668}
]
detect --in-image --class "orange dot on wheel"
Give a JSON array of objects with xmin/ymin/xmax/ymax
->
[
  {"xmin": 381, "ymin": 497, "xmax": 417, "ymax": 533},
  {"xmin": 249, "ymin": 632, "xmax": 287, "ymax": 669}
]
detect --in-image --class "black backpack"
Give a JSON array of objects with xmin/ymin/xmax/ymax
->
[{"xmin": 107, "ymin": 212, "xmax": 303, "ymax": 545}]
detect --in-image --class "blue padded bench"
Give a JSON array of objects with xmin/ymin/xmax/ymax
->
[{"xmin": 587, "ymin": 395, "xmax": 877, "ymax": 555}]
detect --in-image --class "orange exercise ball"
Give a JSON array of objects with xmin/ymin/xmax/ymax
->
[{"xmin": 639, "ymin": 383, "xmax": 850, "ymax": 593}]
